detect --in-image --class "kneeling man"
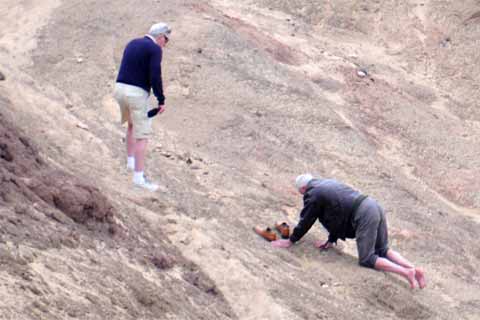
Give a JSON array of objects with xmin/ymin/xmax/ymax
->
[{"xmin": 272, "ymin": 174, "xmax": 426, "ymax": 289}]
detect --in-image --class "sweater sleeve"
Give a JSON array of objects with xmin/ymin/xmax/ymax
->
[
  {"xmin": 150, "ymin": 47, "xmax": 165, "ymax": 105},
  {"xmin": 289, "ymin": 199, "xmax": 318, "ymax": 243}
]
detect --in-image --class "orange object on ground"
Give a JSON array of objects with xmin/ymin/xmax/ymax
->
[
  {"xmin": 253, "ymin": 226, "xmax": 277, "ymax": 241},
  {"xmin": 275, "ymin": 222, "xmax": 290, "ymax": 239}
]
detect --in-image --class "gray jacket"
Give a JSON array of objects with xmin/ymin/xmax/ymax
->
[{"xmin": 289, "ymin": 179, "xmax": 363, "ymax": 243}]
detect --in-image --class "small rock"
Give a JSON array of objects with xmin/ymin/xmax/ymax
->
[
  {"xmin": 206, "ymin": 287, "xmax": 218, "ymax": 295},
  {"xmin": 0, "ymin": 71, "xmax": 5, "ymax": 81},
  {"xmin": 21, "ymin": 271, "xmax": 33, "ymax": 281},
  {"xmin": 186, "ymin": 157, "xmax": 193, "ymax": 165},
  {"xmin": 29, "ymin": 285, "xmax": 43, "ymax": 296},
  {"xmin": 136, "ymin": 292, "xmax": 155, "ymax": 307},
  {"xmin": 357, "ymin": 69, "xmax": 368, "ymax": 78},
  {"xmin": 76, "ymin": 57, "xmax": 83, "ymax": 63},
  {"xmin": 440, "ymin": 37, "xmax": 451, "ymax": 47},
  {"xmin": 14, "ymin": 204, "xmax": 28, "ymax": 215},
  {"xmin": 108, "ymin": 224, "xmax": 118, "ymax": 235},
  {"xmin": 46, "ymin": 211, "xmax": 67, "ymax": 224},
  {"xmin": 33, "ymin": 300, "xmax": 48, "ymax": 313},
  {"xmin": 65, "ymin": 103, "xmax": 73, "ymax": 109},
  {"xmin": 7, "ymin": 217, "xmax": 20, "ymax": 225},
  {"xmin": 197, "ymin": 48, "xmax": 203, "ymax": 54},
  {"xmin": 151, "ymin": 254, "xmax": 175, "ymax": 270},
  {"xmin": 76, "ymin": 122, "xmax": 89, "ymax": 131},
  {"xmin": 181, "ymin": 87, "xmax": 190, "ymax": 96},
  {"xmin": 85, "ymin": 293, "xmax": 98, "ymax": 304},
  {"xmin": 67, "ymin": 309, "xmax": 79, "ymax": 317},
  {"xmin": 438, "ymin": 211, "xmax": 447, "ymax": 217}
]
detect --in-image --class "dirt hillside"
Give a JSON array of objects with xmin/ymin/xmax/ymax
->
[{"xmin": 1, "ymin": 0, "xmax": 480, "ymax": 319}]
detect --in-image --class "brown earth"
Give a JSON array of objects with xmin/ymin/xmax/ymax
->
[{"xmin": 1, "ymin": 0, "xmax": 480, "ymax": 319}]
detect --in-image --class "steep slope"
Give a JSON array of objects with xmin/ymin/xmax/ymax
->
[{"xmin": 0, "ymin": 99, "xmax": 234, "ymax": 319}]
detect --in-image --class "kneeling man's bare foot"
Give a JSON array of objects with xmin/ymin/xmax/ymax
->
[
  {"xmin": 415, "ymin": 267, "xmax": 426, "ymax": 289},
  {"xmin": 406, "ymin": 268, "xmax": 417, "ymax": 289}
]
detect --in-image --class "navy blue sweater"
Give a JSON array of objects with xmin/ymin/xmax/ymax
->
[{"xmin": 116, "ymin": 36, "xmax": 165, "ymax": 105}]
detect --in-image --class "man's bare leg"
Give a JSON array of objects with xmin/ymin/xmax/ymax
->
[
  {"xmin": 126, "ymin": 122, "xmax": 135, "ymax": 157},
  {"xmin": 386, "ymin": 249, "xmax": 414, "ymax": 268},
  {"xmin": 134, "ymin": 138, "xmax": 147, "ymax": 172},
  {"xmin": 125, "ymin": 118, "xmax": 136, "ymax": 170},
  {"xmin": 386, "ymin": 249, "xmax": 426, "ymax": 288},
  {"xmin": 374, "ymin": 257, "xmax": 416, "ymax": 289}
]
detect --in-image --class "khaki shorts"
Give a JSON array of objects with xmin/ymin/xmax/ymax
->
[{"xmin": 113, "ymin": 83, "xmax": 152, "ymax": 139}]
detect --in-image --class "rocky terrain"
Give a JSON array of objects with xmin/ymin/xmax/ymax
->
[{"xmin": 1, "ymin": 0, "xmax": 480, "ymax": 319}]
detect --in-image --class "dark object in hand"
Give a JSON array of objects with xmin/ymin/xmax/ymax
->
[{"xmin": 147, "ymin": 107, "xmax": 160, "ymax": 118}]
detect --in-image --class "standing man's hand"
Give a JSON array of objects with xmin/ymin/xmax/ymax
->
[
  {"xmin": 314, "ymin": 240, "xmax": 334, "ymax": 250},
  {"xmin": 272, "ymin": 239, "xmax": 293, "ymax": 249}
]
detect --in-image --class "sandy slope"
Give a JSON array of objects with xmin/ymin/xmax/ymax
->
[{"xmin": 1, "ymin": 0, "xmax": 480, "ymax": 319}]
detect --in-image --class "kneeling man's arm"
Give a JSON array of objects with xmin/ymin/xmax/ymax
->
[{"xmin": 289, "ymin": 201, "xmax": 318, "ymax": 243}]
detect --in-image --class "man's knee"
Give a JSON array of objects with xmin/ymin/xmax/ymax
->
[
  {"xmin": 359, "ymin": 254, "xmax": 377, "ymax": 269},
  {"xmin": 377, "ymin": 247, "xmax": 389, "ymax": 258}
]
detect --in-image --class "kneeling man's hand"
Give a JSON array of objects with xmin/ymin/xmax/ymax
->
[
  {"xmin": 315, "ymin": 240, "xmax": 334, "ymax": 250},
  {"xmin": 271, "ymin": 239, "xmax": 292, "ymax": 248}
]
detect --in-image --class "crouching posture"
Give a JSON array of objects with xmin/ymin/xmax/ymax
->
[{"xmin": 272, "ymin": 174, "xmax": 426, "ymax": 289}]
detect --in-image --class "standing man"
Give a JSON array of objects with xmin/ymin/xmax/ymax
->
[
  {"xmin": 114, "ymin": 23, "xmax": 171, "ymax": 191},
  {"xmin": 272, "ymin": 174, "xmax": 426, "ymax": 289}
]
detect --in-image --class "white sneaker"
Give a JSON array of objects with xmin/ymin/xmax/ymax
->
[{"xmin": 133, "ymin": 177, "xmax": 159, "ymax": 192}]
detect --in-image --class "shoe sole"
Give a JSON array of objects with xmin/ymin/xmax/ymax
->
[{"xmin": 253, "ymin": 226, "xmax": 277, "ymax": 241}]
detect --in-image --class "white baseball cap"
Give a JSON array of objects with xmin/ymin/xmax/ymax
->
[
  {"xmin": 295, "ymin": 174, "xmax": 313, "ymax": 191},
  {"xmin": 148, "ymin": 22, "xmax": 172, "ymax": 37}
]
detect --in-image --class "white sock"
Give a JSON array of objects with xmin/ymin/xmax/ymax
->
[
  {"xmin": 127, "ymin": 156, "xmax": 135, "ymax": 169},
  {"xmin": 133, "ymin": 171, "xmax": 144, "ymax": 184}
]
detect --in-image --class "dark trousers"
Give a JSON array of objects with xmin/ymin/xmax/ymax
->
[{"xmin": 353, "ymin": 197, "xmax": 389, "ymax": 268}]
